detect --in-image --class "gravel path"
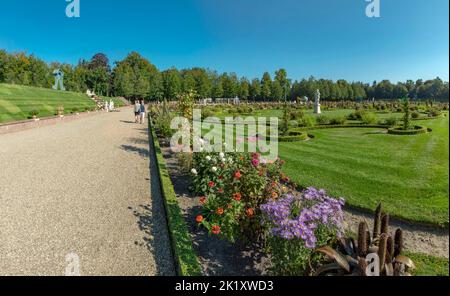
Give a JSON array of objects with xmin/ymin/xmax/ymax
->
[
  {"xmin": 0, "ymin": 109, "xmax": 175, "ymax": 276},
  {"xmin": 344, "ymin": 208, "xmax": 449, "ymax": 259}
]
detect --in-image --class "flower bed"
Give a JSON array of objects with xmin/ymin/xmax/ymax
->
[{"xmin": 148, "ymin": 103, "xmax": 424, "ymax": 276}]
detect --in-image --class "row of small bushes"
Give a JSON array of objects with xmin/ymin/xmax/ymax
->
[
  {"xmin": 148, "ymin": 117, "xmax": 203, "ymax": 276},
  {"xmin": 27, "ymin": 106, "xmax": 98, "ymax": 119}
]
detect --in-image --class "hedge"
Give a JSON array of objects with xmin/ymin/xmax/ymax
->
[
  {"xmin": 387, "ymin": 125, "xmax": 428, "ymax": 135},
  {"xmin": 148, "ymin": 117, "xmax": 203, "ymax": 276},
  {"xmin": 265, "ymin": 133, "xmax": 310, "ymax": 142},
  {"xmin": 291, "ymin": 124, "xmax": 388, "ymax": 132}
]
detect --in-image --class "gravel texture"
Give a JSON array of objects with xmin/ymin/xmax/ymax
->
[
  {"xmin": 344, "ymin": 208, "xmax": 449, "ymax": 259},
  {"xmin": 0, "ymin": 109, "xmax": 175, "ymax": 276}
]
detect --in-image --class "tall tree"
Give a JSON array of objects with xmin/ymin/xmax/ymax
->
[
  {"xmin": 161, "ymin": 68, "xmax": 181, "ymax": 100},
  {"xmin": 249, "ymin": 78, "xmax": 261, "ymax": 101},
  {"xmin": 239, "ymin": 77, "xmax": 250, "ymax": 101},
  {"xmin": 261, "ymin": 72, "xmax": 272, "ymax": 100}
]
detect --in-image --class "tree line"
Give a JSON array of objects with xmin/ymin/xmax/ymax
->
[{"xmin": 1, "ymin": 49, "xmax": 448, "ymax": 102}]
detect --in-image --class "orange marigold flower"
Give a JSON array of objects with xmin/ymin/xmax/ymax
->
[
  {"xmin": 246, "ymin": 208, "xmax": 255, "ymax": 217},
  {"xmin": 227, "ymin": 203, "xmax": 233, "ymax": 209},
  {"xmin": 211, "ymin": 225, "xmax": 221, "ymax": 235},
  {"xmin": 234, "ymin": 170, "xmax": 242, "ymax": 179},
  {"xmin": 196, "ymin": 215, "xmax": 204, "ymax": 223},
  {"xmin": 216, "ymin": 208, "xmax": 224, "ymax": 215},
  {"xmin": 233, "ymin": 193, "xmax": 242, "ymax": 201},
  {"xmin": 271, "ymin": 191, "xmax": 279, "ymax": 199},
  {"xmin": 199, "ymin": 197, "xmax": 206, "ymax": 204}
]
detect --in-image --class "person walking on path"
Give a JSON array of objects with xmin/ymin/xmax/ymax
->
[
  {"xmin": 139, "ymin": 100, "xmax": 146, "ymax": 124},
  {"xmin": 134, "ymin": 100, "xmax": 141, "ymax": 123}
]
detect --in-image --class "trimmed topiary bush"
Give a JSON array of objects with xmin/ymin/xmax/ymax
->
[
  {"xmin": 329, "ymin": 116, "xmax": 346, "ymax": 125},
  {"xmin": 316, "ymin": 115, "xmax": 330, "ymax": 125},
  {"xmin": 388, "ymin": 125, "xmax": 428, "ymax": 135},
  {"xmin": 361, "ymin": 112, "xmax": 378, "ymax": 125}
]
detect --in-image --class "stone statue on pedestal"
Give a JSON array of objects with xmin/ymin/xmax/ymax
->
[
  {"xmin": 314, "ymin": 89, "xmax": 321, "ymax": 114},
  {"xmin": 52, "ymin": 69, "xmax": 65, "ymax": 91}
]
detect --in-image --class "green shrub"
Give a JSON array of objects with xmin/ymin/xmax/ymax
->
[
  {"xmin": 155, "ymin": 114, "xmax": 175, "ymax": 138},
  {"xmin": 384, "ymin": 117, "xmax": 398, "ymax": 127},
  {"xmin": 428, "ymin": 109, "xmax": 442, "ymax": 118},
  {"xmin": 289, "ymin": 110, "xmax": 304, "ymax": 120},
  {"xmin": 347, "ymin": 110, "xmax": 366, "ymax": 121},
  {"xmin": 316, "ymin": 115, "xmax": 330, "ymax": 125},
  {"xmin": 329, "ymin": 116, "xmax": 346, "ymax": 125},
  {"xmin": 299, "ymin": 116, "xmax": 316, "ymax": 127},
  {"xmin": 388, "ymin": 125, "xmax": 428, "ymax": 135},
  {"xmin": 201, "ymin": 108, "xmax": 215, "ymax": 119},
  {"xmin": 411, "ymin": 111, "xmax": 420, "ymax": 119},
  {"xmin": 288, "ymin": 120, "xmax": 299, "ymax": 129},
  {"xmin": 361, "ymin": 112, "xmax": 378, "ymax": 124}
]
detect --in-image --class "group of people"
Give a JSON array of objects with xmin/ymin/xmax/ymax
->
[{"xmin": 134, "ymin": 100, "xmax": 146, "ymax": 124}]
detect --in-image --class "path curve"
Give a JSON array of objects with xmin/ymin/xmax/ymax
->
[{"xmin": 0, "ymin": 109, "xmax": 175, "ymax": 275}]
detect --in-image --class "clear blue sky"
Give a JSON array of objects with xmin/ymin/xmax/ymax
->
[{"xmin": 0, "ymin": 0, "xmax": 448, "ymax": 83}]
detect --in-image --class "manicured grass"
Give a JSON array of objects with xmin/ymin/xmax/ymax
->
[
  {"xmin": 200, "ymin": 108, "xmax": 448, "ymax": 225},
  {"xmin": 279, "ymin": 115, "xmax": 449, "ymax": 226},
  {"xmin": 0, "ymin": 83, "xmax": 124, "ymax": 124},
  {"xmin": 406, "ymin": 252, "xmax": 449, "ymax": 276}
]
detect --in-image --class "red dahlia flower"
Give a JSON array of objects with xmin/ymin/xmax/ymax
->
[
  {"xmin": 246, "ymin": 208, "xmax": 255, "ymax": 217},
  {"xmin": 212, "ymin": 225, "xmax": 221, "ymax": 235}
]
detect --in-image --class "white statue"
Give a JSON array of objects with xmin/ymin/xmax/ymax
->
[
  {"xmin": 109, "ymin": 100, "xmax": 114, "ymax": 111},
  {"xmin": 104, "ymin": 101, "xmax": 109, "ymax": 112},
  {"xmin": 314, "ymin": 89, "xmax": 321, "ymax": 114}
]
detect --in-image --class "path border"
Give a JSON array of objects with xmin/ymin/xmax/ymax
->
[
  {"xmin": 0, "ymin": 107, "xmax": 131, "ymax": 135},
  {"xmin": 147, "ymin": 115, "xmax": 202, "ymax": 276}
]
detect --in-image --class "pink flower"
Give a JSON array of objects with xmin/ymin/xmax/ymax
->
[{"xmin": 252, "ymin": 158, "xmax": 260, "ymax": 167}]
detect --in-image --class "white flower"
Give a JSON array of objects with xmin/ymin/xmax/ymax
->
[
  {"xmin": 228, "ymin": 158, "xmax": 234, "ymax": 164},
  {"xmin": 212, "ymin": 166, "xmax": 218, "ymax": 172},
  {"xmin": 221, "ymin": 158, "xmax": 226, "ymax": 163},
  {"xmin": 191, "ymin": 169, "xmax": 198, "ymax": 175},
  {"xmin": 206, "ymin": 156, "xmax": 212, "ymax": 161},
  {"xmin": 219, "ymin": 152, "xmax": 225, "ymax": 158}
]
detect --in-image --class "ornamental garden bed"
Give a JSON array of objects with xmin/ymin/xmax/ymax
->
[
  {"xmin": 150, "ymin": 117, "xmax": 428, "ymax": 276},
  {"xmin": 387, "ymin": 125, "xmax": 429, "ymax": 135}
]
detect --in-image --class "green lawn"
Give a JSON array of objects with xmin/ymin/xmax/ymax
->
[
  {"xmin": 201, "ymin": 107, "xmax": 448, "ymax": 225},
  {"xmin": 280, "ymin": 115, "xmax": 449, "ymax": 225},
  {"xmin": 406, "ymin": 252, "xmax": 449, "ymax": 276},
  {"xmin": 0, "ymin": 83, "xmax": 124, "ymax": 124}
]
